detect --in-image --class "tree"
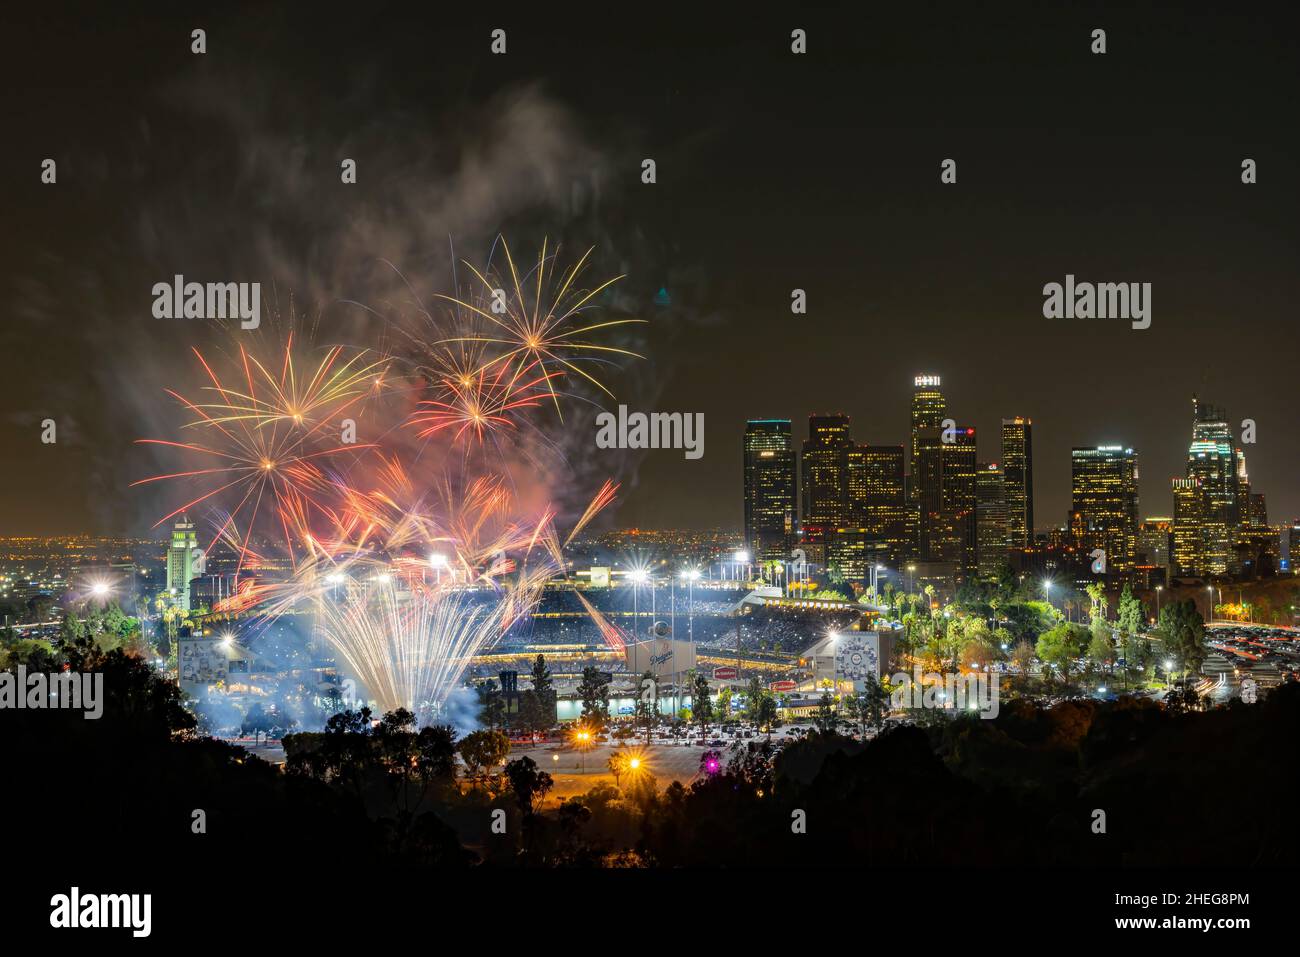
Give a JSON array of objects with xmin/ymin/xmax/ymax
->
[
  {"xmin": 716, "ymin": 687, "xmax": 733, "ymax": 722},
  {"xmin": 59, "ymin": 613, "xmax": 83, "ymax": 646},
  {"xmin": 240, "ymin": 702, "xmax": 274, "ymax": 745},
  {"xmin": 1086, "ymin": 626, "xmax": 1116, "ymax": 677},
  {"xmin": 459, "ymin": 729, "xmax": 510, "ymax": 783},
  {"xmin": 859, "ymin": 673, "xmax": 887, "ymax": 730},
  {"xmin": 504, "ymin": 755, "xmax": 553, "ymax": 815},
  {"xmin": 1009, "ymin": 640, "xmax": 1036, "ymax": 690},
  {"xmin": 1123, "ymin": 630, "xmax": 1153, "ymax": 684},
  {"xmin": 844, "ymin": 691, "xmax": 865, "ymax": 737},
  {"xmin": 415, "ymin": 724, "xmax": 458, "ymax": 781},
  {"xmin": 476, "ymin": 679, "xmax": 505, "ymax": 729},
  {"xmin": 754, "ymin": 691, "xmax": 778, "ymax": 734},
  {"xmin": 1116, "ymin": 583, "xmax": 1145, "ymax": 636},
  {"xmin": 577, "ymin": 667, "xmax": 611, "ymax": 729},
  {"xmin": 1036, "ymin": 623, "xmax": 1086, "ymax": 688},
  {"xmin": 812, "ymin": 692, "xmax": 839, "ymax": 735},
  {"xmin": 634, "ymin": 669, "xmax": 659, "ymax": 742},
  {"xmin": 530, "ymin": 654, "xmax": 556, "ymax": 725},
  {"xmin": 959, "ymin": 638, "xmax": 996, "ymax": 672},
  {"xmin": 744, "ymin": 676, "xmax": 765, "ymax": 724},
  {"xmin": 691, "ymin": 673, "xmax": 713, "ymax": 736},
  {"xmin": 1157, "ymin": 599, "xmax": 1206, "ymax": 677},
  {"xmin": 516, "ymin": 690, "xmax": 547, "ymax": 736},
  {"xmin": 607, "ymin": 750, "xmax": 631, "ymax": 788},
  {"xmin": 1085, "ymin": 582, "xmax": 1107, "ymax": 623}
]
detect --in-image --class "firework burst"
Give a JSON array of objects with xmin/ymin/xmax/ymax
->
[
  {"xmin": 399, "ymin": 237, "xmax": 644, "ymax": 449},
  {"xmin": 134, "ymin": 337, "xmax": 386, "ymax": 573}
]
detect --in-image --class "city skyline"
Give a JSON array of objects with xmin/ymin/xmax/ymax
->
[{"xmin": 3, "ymin": 372, "xmax": 1295, "ymax": 539}]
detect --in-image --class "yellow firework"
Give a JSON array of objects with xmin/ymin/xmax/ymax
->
[{"xmin": 433, "ymin": 237, "xmax": 645, "ymax": 416}]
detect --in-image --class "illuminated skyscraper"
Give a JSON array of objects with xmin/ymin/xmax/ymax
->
[
  {"xmin": 976, "ymin": 462, "xmax": 1007, "ymax": 578},
  {"xmin": 1137, "ymin": 517, "xmax": 1173, "ymax": 569},
  {"xmin": 1173, "ymin": 396, "xmax": 1243, "ymax": 576},
  {"xmin": 801, "ymin": 414, "xmax": 853, "ymax": 528},
  {"xmin": 826, "ymin": 526, "xmax": 883, "ymax": 583},
  {"xmin": 1171, "ymin": 478, "xmax": 1203, "ymax": 576},
  {"xmin": 847, "ymin": 444, "xmax": 908, "ymax": 564},
  {"xmin": 937, "ymin": 425, "xmax": 979, "ymax": 576},
  {"xmin": 1071, "ymin": 446, "xmax": 1139, "ymax": 572},
  {"xmin": 166, "ymin": 514, "xmax": 201, "ymax": 613},
  {"xmin": 909, "ymin": 375, "xmax": 947, "ymax": 560},
  {"xmin": 1001, "ymin": 417, "xmax": 1034, "ymax": 550},
  {"xmin": 743, "ymin": 419, "xmax": 797, "ymax": 562},
  {"xmin": 800, "ymin": 414, "xmax": 852, "ymax": 566}
]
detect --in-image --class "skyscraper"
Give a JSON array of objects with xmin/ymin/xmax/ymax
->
[
  {"xmin": 976, "ymin": 462, "xmax": 1008, "ymax": 578},
  {"xmin": 801, "ymin": 414, "xmax": 852, "ymax": 525},
  {"xmin": 1173, "ymin": 396, "xmax": 1243, "ymax": 576},
  {"xmin": 938, "ymin": 425, "xmax": 979, "ymax": 576},
  {"xmin": 909, "ymin": 375, "xmax": 947, "ymax": 560},
  {"xmin": 1171, "ymin": 478, "xmax": 1203, "ymax": 576},
  {"xmin": 847, "ymin": 444, "xmax": 908, "ymax": 564},
  {"xmin": 801, "ymin": 414, "xmax": 852, "ymax": 565},
  {"xmin": 1071, "ymin": 446, "xmax": 1140, "ymax": 572},
  {"xmin": 1136, "ymin": 517, "xmax": 1173, "ymax": 569},
  {"xmin": 166, "ymin": 514, "xmax": 201, "ymax": 613},
  {"xmin": 1001, "ymin": 417, "xmax": 1034, "ymax": 551},
  {"xmin": 743, "ymin": 419, "xmax": 797, "ymax": 562}
]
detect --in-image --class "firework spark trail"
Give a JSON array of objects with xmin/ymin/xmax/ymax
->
[
  {"xmin": 566, "ymin": 479, "xmax": 618, "ymax": 547},
  {"xmin": 574, "ymin": 590, "xmax": 629, "ymax": 652}
]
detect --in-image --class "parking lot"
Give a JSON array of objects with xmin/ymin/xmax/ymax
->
[{"xmin": 512, "ymin": 725, "xmax": 826, "ymax": 804}]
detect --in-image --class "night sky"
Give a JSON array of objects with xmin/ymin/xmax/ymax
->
[{"xmin": 3, "ymin": 2, "xmax": 1298, "ymax": 537}]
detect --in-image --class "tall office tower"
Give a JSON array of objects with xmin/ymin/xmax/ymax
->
[
  {"xmin": 1174, "ymin": 396, "xmax": 1243, "ymax": 576},
  {"xmin": 902, "ymin": 474, "xmax": 921, "ymax": 563},
  {"xmin": 801, "ymin": 414, "xmax": 853, "ymax": 528},
  {"xmin": 909, "ymin": 375, "xmax": 947, "ymax": 559},
  {"xmin": 1070, "ymin": 446, "xmax": 1140, "ymax": 572},
  {"xmin": 166, "ymin": 514, "xmax": 201, "ymax": 613},
  {"xmin": 1001, "ymin": 417, "xmax": 1034, "ymax": 550},
  {"xmin": 846, "ymin": 445, "xmax": 908, "ymax": 563},
  {"xmin": 1136, "ymin": 517, "xmax": 1173, "ymax": 569},
  {"xmin": 976, "ymin": 462, "xmax": 1008, "ymax": 578},
  {"xmin": 743, "ymin": 420, "xmax": 798, "ymax": 562},
  {"xmin": 826, "ymin": 526, "xmax": 881, "ymax": 583},
  {"xmin": 1234, "ymin": 490, "xmax": 1278, "ymax": 578},
  {"xmin": 937, "ymin": 425, "xmax": 979, "ymax": 575},
  {"xmin": 1171, "ymin": 478, "xmax": 1204, "ymax": 576}
]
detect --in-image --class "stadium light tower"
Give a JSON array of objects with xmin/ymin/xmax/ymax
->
[
  {"xmin": 630, "ymin": 566, "xmax": 649, "ymax": 637},
  {"xmin": 732, "ymin": 549, "xmax": 750, "ymax": 582}
]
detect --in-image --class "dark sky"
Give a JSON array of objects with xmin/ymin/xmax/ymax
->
[{"xmin": 3, "ymin": 1, "xmax": 1298, "ymax": 537}]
